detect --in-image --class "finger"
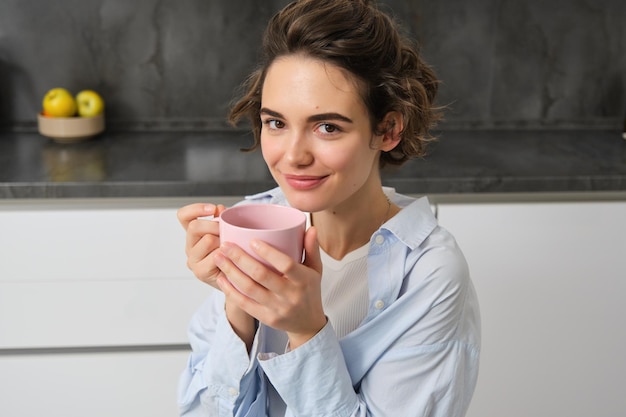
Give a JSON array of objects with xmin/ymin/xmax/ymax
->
[
  {"xmin": 216, "ymin": 275, "xmax": 240, "ymax": 299},
  {"xmin": 216, "ymin": 275, "xmax": 265, "ymax": 324},
  {"xmin": 249, "ymin": 239, "xmax": 301, "ymax": 278},
  {"xmin": 215, "ymin": 204, "xmax": 227, "ymax": 217},
  {"xmin": 185, "ymin": 217, "xmax": 220, "ymax": 255},
  {"xmin": 185, "ymin": 232, "xmax": 222, "ymax": 284},
  {"xmin": 177, "ymin": 203, "xmax": 217, "ymax": 229},
  {"xmin": 186, "ymin": 230, "xmax": 219, "ymax": 263},
  {"xmin": 302, "ymin": 226, "xmax": 322, "ymax": 274},
  {"xmin": 215, "ymin": 243, "xmax": 274, "ymax": 300},
  {"xmin": 190, "ymin": 255, "xmax": 225, "ymax": 289}
]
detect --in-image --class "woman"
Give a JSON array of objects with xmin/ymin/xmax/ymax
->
[{"xmin": 177, "ymin": 0, "xmax": 480, "ymax": 416}]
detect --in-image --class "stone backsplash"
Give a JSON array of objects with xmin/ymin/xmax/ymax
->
[{"xmin": 0, "ymin": 0, "xmax": 624, "ymax": 131}]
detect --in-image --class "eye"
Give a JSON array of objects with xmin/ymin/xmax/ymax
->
[
  {"xmin": 263, "ymin": 119, "xmax": 285, "ymax": 130},
  {"xmin": 317, "ymin": 123, "xmax": 338, "ymax": 134}
]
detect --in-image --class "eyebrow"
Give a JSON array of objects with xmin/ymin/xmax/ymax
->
[{"xmin": 260, "ymin": 107, "xmax": 353, "ymax": 124}]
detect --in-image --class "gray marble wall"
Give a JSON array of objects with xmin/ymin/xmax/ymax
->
[{"xmin": 1, "ymin": 0, "xmax": 624, "ymax": 131}]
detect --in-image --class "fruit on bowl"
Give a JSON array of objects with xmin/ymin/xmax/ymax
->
[
  {"xmin": 42, "ymin": 88, "xmax": 77, "ymax": 117},
  {"xmin": 38, "ymin": 87, "xmax": 106, "ymax": 143},
  {"xmin": 76, "ymin": 89, "xmax": 105, "ymax": 117}
]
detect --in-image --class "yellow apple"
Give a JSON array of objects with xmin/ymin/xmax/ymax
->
[
  {"xmin": 42, "ymin": 88, "xmax": 77, "ymax": 117},
  {"xmin": 75, "ymin": 90, "xmax": 105, "ymax": 117}
]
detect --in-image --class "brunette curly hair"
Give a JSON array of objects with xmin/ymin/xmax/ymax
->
[{"xmin": 228, "ymin": 0, "xmax": 442, "ymax": 167}]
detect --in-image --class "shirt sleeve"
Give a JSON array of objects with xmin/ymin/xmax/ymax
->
[
  {"xmin": 177, "ymin": 290, "xmax": 268, "ymax": 417},
  {"xmin": 258, "ymin": 321, "xmax": 361, "ymax": 417},
  {"xmin": 258, "ymin": 266, "xmax": 479, "ymax": 417}
]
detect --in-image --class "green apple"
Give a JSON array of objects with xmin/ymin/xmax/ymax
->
[
  {"xmin": 42, "ymin": 88, "xmax": 77, "ymax": 117},
  {"xmin": 76, "ymin": 90, "xmax": 105, "ymax": 117}
]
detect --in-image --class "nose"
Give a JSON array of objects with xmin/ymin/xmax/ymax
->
[{"xmin": 285, "ymin": 131, "xmax": 313, "ymax": 167}]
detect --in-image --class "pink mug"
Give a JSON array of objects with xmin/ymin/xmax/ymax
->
[{"xmin": 218, "ymin": 204, "xmax": 306, "ymax": 267}]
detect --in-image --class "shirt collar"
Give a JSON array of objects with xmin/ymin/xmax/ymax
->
[{"xmin": 382, "ymin": 194, "xmax": 438, "ymax": 251}]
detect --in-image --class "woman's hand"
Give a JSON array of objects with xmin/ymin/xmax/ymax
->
[
  {"xmin": 214, "ymin": 226, "xmax": 327, "ymax": 349},
  {"xmin": 178, "ymin": 203, "xmax": 258, "ymax": 352},
  {"xmin": 177, "ymin": 203, "xmax": 227, "ymax": 289}
]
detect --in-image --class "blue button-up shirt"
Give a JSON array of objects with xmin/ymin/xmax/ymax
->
[{"xmin": 178, "ymin": 187, "xmax": 480, "ymax": 417}]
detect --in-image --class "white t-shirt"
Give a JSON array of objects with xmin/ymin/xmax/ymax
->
[{"xmin": 319, "ymin": 244, "xmax": 370, "ymax": 339}]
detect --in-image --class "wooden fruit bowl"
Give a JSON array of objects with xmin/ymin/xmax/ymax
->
[{"xmin": 37, "ymin": 113, "xmax": 105, "ymax": 143}]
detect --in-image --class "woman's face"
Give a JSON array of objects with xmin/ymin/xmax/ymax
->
[{"xmin": 260, "ymin": 55, "xmax": 384, "ymax": 213}]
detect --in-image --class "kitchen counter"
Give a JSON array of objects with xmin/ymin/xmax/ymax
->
[{"xmin": 1, "ymin": 129, "xmax": 625, "ymax": 200}]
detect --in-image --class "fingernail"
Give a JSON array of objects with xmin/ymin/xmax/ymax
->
[
  {"xmin": 220, "ymin": 242, "xmax": 234, "ymax": 255},
  {"xmin": 250, "ymin": 240, "xmax": 261, "ymax": 251},
  {"xmin": 203, "ymin": 204, "xmax": 216, "ymax": 214},
  {"xmin": 214, "ymin": 252, "xmax": 225, "ymax": 266}
]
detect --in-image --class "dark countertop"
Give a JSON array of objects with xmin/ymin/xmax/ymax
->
[{"xmin": 1, "ymin": 129, "xmax": 625, "ymax": 200}]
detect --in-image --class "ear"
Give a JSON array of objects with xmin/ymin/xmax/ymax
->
[{"xmin": 378, "ymin": 111, "xmax": 403, "ymax": 152}]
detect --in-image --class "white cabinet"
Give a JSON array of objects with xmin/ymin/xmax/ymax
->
[
  {"xmin": 0, "ymin": 197, "xmax": 238, "ymax": 417},
  {"xmin": 0, "ymin": 350, "xmax": 189, "ymax": 417},
  {"xmin": 436, "ymin": 200, "xmax": 626, "ymax": 417},
  {"xmin": 3, "ymin": 196, "xmax": 626, "ymax": 416}
]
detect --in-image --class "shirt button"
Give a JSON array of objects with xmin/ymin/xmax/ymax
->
[
  {"xmin": 228, "ymin": 387, "xmax": 239, "ymax": 397},
  {"xmin": 374, "ymin": 234, "xmax": 385, "ymax": 245},
  {"xmin": 374, "ymin": 300, "xmax": 385, "ymax": 310}
]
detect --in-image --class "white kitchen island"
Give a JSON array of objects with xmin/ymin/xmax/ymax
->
[
  {"xmin": 434, "ymin": 195, "xmax": 626, "ymax": 417},
  {"xmin": 0, "ymin": 197, "xmax": 239, "ymax": 417},
  {"xmin": 2, "ymin": 192, "xmax": 625, "ymax": 417}
]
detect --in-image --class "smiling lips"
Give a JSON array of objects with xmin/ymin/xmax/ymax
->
[{"xmin": 283, "ymin": 174, "xmax": 329, "ymax": 190}]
